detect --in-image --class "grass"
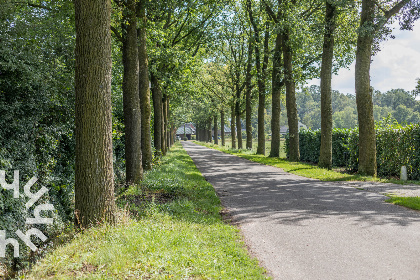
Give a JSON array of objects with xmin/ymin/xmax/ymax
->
[
  {"xmin": 193, "ymin": 140, "xmax": 420, "ymax": 185},
  {"xmin": 24, "ymin": 143, "xmax": 268, "ymax": 280},
  {"xmin": 385, "ymin": 196, "xmax": 420, "ymax": 211}
]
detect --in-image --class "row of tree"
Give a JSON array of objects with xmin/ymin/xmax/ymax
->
[
  {"xmin": 190, "ymin": 0, "xmax": 419, "ymax": 177},
  {"xmin": 2, "ymin": 0, "xmax": 420, "ymax": 231}
]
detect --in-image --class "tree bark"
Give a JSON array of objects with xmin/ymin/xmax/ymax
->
[
  {"xmin": 122, "ymin": 0, "xmax": 142, "ymax": 184},
  {"xmin": 283, "ymin": 29, "xmax": 300, "ymax": 162},
  {"xmin": 231, "ymin": 102, "xmax": 236, "ymax": 149},
  {"xmin": 74, "ymin": 0, "xmax": 116, "ymax": 227},
  {"xmin": 245, "ymin": 35, "xmax": 253, "ymax": 150},
  {"xmin": 151, "ymin": 73, "xmax": 162, "ymax": 156},
  {"xmin": 270, "ymin": 32, "xmax": 282, "ymax": 157},
  {"xmin": 248, "ymin": 0, "xmax": 268, "ymax": 155},
  {"xmin": 214, "ymin": 114, "xmax": 218, "ymax": 144},
  {"xmin": 355, "ymin": 0, "xmax": 377, "ymax": 176},
  {"xmin": 221, "ymin": 110, "xmax": 225, "ymax": 146},
  {"xmin": 207, "ymin": 117, "xmax": 212, "ymax": 142},
  {"xmin": 137, "ymin": 0, "xmax": 152, "ymax": 171},
  {"xmin": 161, "ymin": 93, "xmax": 167, "ymax": 155},
  {"xmin": 319, "ymin": 0, "xmax": 336, "ymax": 169}
]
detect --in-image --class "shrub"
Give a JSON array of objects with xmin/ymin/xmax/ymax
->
[{"xmin": 290, "ymin": 124, "xmax": 420, "ymax": 180}]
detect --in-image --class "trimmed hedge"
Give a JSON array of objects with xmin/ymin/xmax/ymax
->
[{"xmin": 285, "ymin": 124, "xmax": 420, "ymax": 180}]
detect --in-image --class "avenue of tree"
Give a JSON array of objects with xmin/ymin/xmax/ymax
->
[{"xmin": 2, "ymin": 0, "xmax": 420, "ymax": 229}]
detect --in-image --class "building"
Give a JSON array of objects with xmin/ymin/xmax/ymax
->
[{"xmin": 176, "ymin": 123, "xmax": 196, "ymax": 140}]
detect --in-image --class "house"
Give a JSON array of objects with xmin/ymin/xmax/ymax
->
[{"xmin": 176, "ymin": 123, "xmax": 196, "ymax": 140}]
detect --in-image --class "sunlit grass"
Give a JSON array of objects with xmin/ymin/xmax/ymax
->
[
  {"xmin": 385, "ymin": 196, "xmax": 420, "ymax": 211},
  {"xmin": 25, "ymin": 143, "xmax": 268, "ymax": 279},
  {"xmin": 194, "ymin": 140, "xmax": 416, "ymax": 184}
]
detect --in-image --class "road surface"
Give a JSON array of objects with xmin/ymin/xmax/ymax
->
[{"xmin": 182, "ymin": 141, "xmax": 420, "ymax": 280}]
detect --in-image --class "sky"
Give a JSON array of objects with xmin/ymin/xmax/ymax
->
[{"xmin": 307, "ymin": 22, "xmax": 420, "ymax": 95}]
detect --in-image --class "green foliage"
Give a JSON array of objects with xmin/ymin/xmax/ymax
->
[
  {"xmin": 26, "ymin": 144, "xmax": 267, "ymax": 279},
  {"xmin": 293, "ymin": 121, "xmax": 420, "ymax": 180},
  {"xmin": 0, "ymin": 1, "xmax": 76, "ymax": 271}
]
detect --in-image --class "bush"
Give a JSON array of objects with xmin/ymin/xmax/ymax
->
[{"xmin": 290, "ymin": 124, "xmax": 420, "ymax": 180}]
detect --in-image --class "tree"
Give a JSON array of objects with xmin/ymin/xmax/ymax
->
[
  {"xmin": 319, "ymin": 0, "xmax": 336, "ymax": 169},
  {"xmin": 121, "ymin": 0, "xmax": 143, "ymax": 184},
  {"xmin": 355, "ymin": 0, "xmax": 416, "ymax": 176},
  {"xmin": 138, "ymin": 0, "xmax": 153, "ymax": 170},
  {"xmin": 247, "ymin": 0, "xmax": 270, "ymax": 154},
  {"xmin": 74, "ymin": 0, "xmax": 116, "ymax": 227}
]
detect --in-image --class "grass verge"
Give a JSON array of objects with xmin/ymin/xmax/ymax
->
[
  {"xmin": 385, "ymin": 196, "xmax": 420, "ymax": 211},
  {"xmin": 193, "ymin": 141, "xmax": 420, "ymax": 185},
  {"xmin": 25, "ymin": 143, "xmax": 268, "ymax": 279}
]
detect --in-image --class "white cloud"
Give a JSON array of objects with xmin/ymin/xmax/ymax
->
[{"xmin": 307, "ymin": 22, "xmax": 420, "ymax": 95}]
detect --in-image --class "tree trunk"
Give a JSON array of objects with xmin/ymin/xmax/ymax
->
[
  {"xmin": 166, "ymin": 97, "xmax": 170, "ymax": 148},
  {"xmin": 319, "ymin": 1, "xmax": 336, "ymax": 169},
  {"xmin": 355, "ymin": 0, "xmax": 377, "ymax": 176},
  {"xmin": 122, "ymin": 0, "xmax": 142, "ymax": 184},
  {"xmin": 270, "ymin": 33, "xmax": 282, "ymax": 157},
  {"xmin": 231, "ymin": 103, "xmax": 236, "ymax": 149},
  {"xmin": 245, "ymin": 36, "xmax": 253, "ymax": 150},
  {"xmin": 258, "ymin": 23, "xmax": 269, "ymax": 155},
  {"xmin": 151, "ymin": 73, "xmax": 162, "ymax": 156},
  {"xmin": 207, "ymin": 118, "xmax": 212, "ymax": 142},
  {"xmin": 74, "ymin": 0, "xmax": 116, "ymax": 227},
  {"xmin": 161, "ymin": 93, "xmax": 167, "ymax": 155},
  {"xmin": 248, "ymin": 0, "xmax": 268, "ymax": 155},
  {"xmin": 221, "ymin": 110, "xmax": 225, "ymax": 146},
  {"xmin": 137, "ymin": 0, "xmax": 152, "ymax": 171},
  {"xmin": 283, "ymin": 29, "xmax": 300, "ymax": 162},
  {"xmin": 214, "ymin": 114, "xmax": 218, "ymax": 145}
]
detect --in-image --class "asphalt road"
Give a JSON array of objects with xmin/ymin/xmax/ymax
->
[{"xmin": 182, "ymin": 141, "xmax": 420, "ymax": 280}]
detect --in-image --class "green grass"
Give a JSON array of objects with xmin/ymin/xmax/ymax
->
[
  {"xmin": 194, "ymin": 140, "xmax": 420, "ymax": 185},
  {"xmin": 220, "ymin": 138, "xmax": 287, "ymax": 158},
  {"xmin": 25, "ymin": 143, "xmax": 268, "ymax": 280},
  {"xmin": 385, "ymin": 196, "xmax": 420, "ymax": 211}
]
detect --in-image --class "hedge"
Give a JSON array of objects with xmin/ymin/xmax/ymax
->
[{"xmin": 285, "ymin": 124, "xmax": 420, "ymax": 180}]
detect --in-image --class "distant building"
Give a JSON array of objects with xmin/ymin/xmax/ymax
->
[
  {"xmin": 213, "ymin": 125, "xmax": 231, "ymax": 136},
  {"xmin": 280, "ymin": 122, "xmax": 307, "ymax": 135},
  {"xmin": 176, "ymin": 123, "xmax": 196, "ymax": 140}
]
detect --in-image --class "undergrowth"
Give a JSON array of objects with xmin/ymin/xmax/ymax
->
[{"xmin": 23, "ymin": 143, "xmax": 268, "ymax": 279}]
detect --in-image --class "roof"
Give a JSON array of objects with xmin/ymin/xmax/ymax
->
[{"xmin": 176, "ymin": 123, "xmax": 196, "ymax": 135}]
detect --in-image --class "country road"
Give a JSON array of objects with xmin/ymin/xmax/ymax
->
[{"xmin": 182, "ymin": 141, "xmax": 420, "ymax": 280}]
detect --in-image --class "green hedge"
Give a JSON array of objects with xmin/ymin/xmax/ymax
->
[{"xmin": 285, "ymin": 124, "xmax": 420, "ymax": 180}]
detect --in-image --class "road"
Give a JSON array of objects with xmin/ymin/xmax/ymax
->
[{"xmin": 182, "ymin": 141, "xmax": 420, "ymax": 280}]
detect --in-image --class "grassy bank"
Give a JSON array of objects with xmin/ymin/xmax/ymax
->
[
  {"xmin": 385, "ymin": 196, "xmax": 420, "ymax": 211},
  {"xmin": 25, "ymin": 143, "xmax": 267, "ymax": 279},
  {"xmin": 194, "ymin": 141, "xmax": 420, "ymax": 185}
]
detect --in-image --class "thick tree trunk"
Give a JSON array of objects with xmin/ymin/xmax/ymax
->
[
  {"xmin": 245, "ymin": 36, "xmax": 253, "ymax": 150},
  {"xmin": 221, "ymin": 110, "xmax": 225, "ymax": 146},
  {"xmin": 214, "ymin": 114, "xmax": 218, "ymax": 145},
  {"xmin": 74, "ymin": 0, "xmax": 116, "ymax": 227},
  {"xmin": 283, "ymin": 29, "xmax": 300, "ymax": 162},
  {"xmin": 355, "ymin": 0, "xmax": 377, "ymax": 176},
  {"xmin": 151, "ymin": 73, "xmax": 162, "ymax": 156},
  {"xmin": 137, "ymin": 0, "xmax": 152, "ymax": 171},
  {"xmin": 319, "ymin": 1, "xmax": 336, "ymax": 169},
  {"xmin": 270, "ymin": 33, "xmax": 282, "ymax": 157},
  {"xmin": 122, "ymin": 0, "xmax": 142, "ymax": 184},
  {"xmin": 231, "ymin": 103, "xmax": 236, "ymax": 149}
]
